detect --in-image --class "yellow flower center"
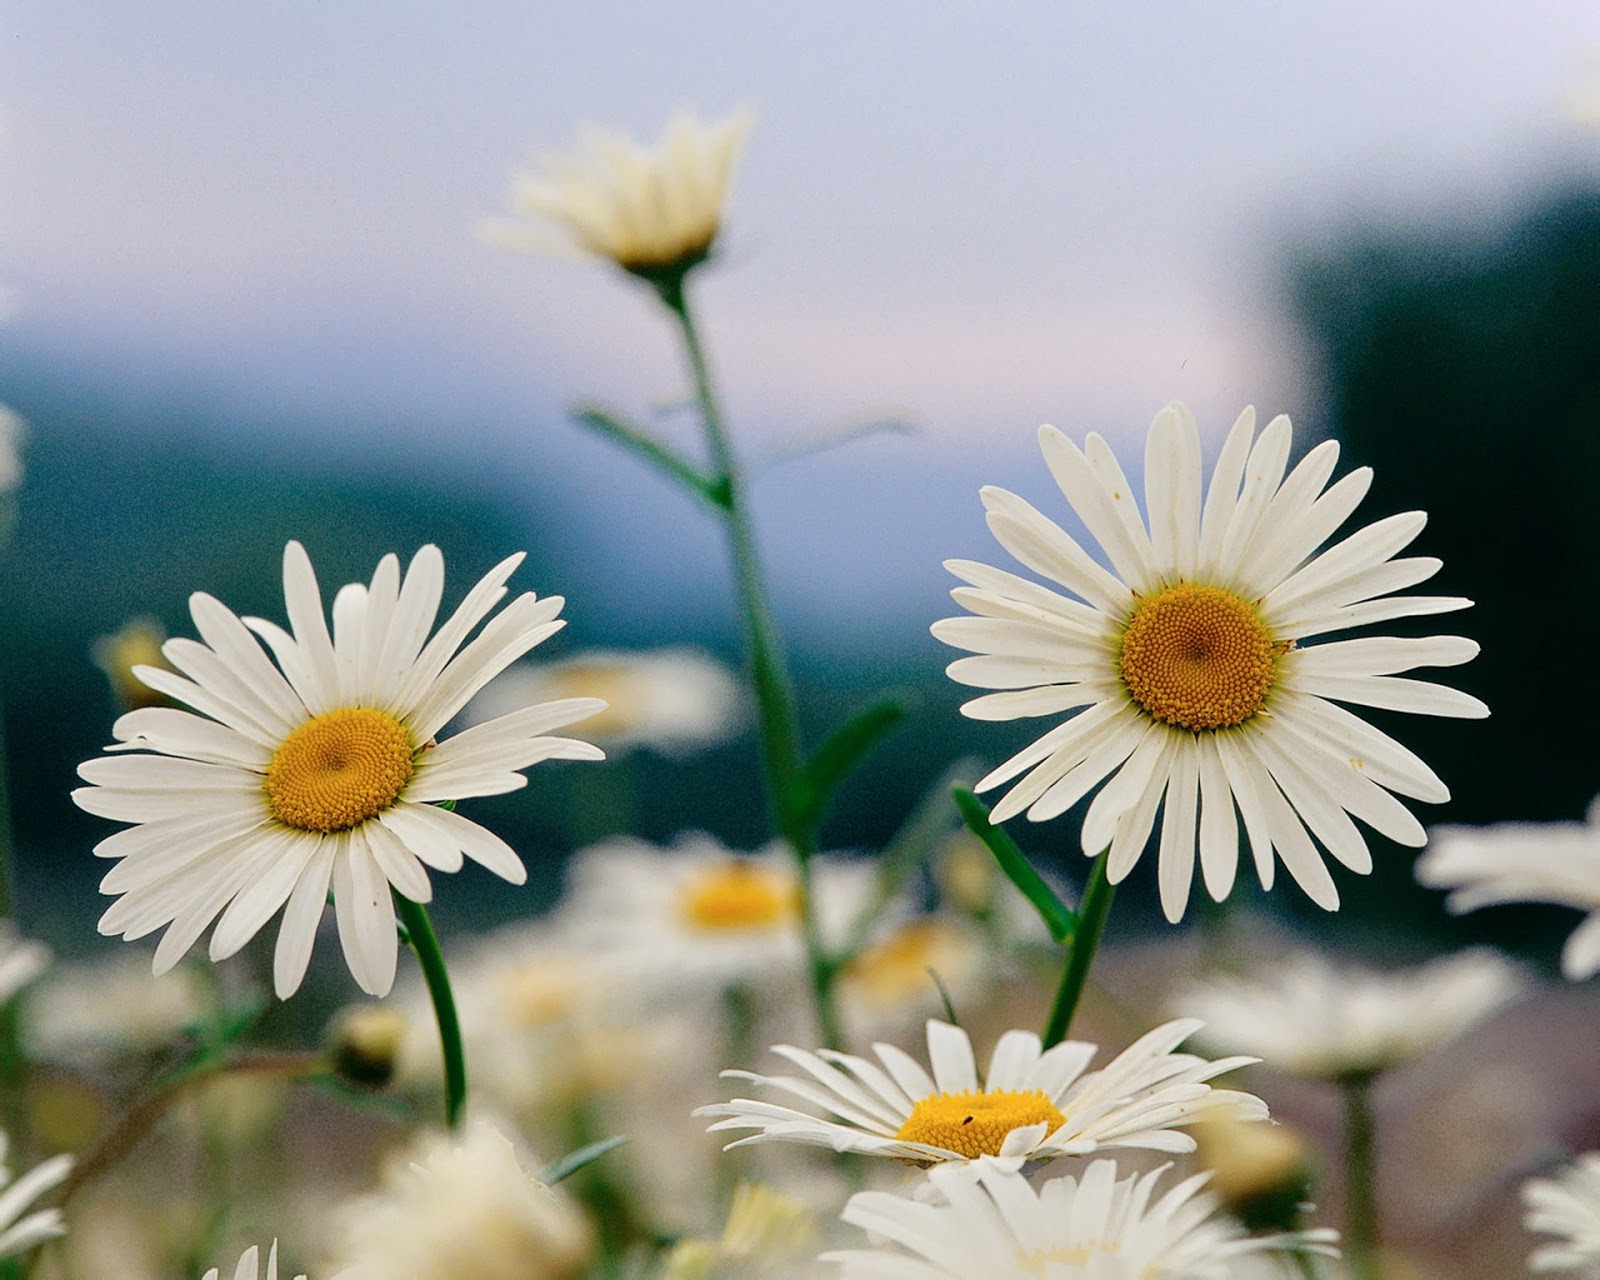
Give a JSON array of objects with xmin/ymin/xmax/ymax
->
[
  {"xmin": 844, "ymin": 921, "xmax": 968, "ymax": 1008},
  {"xmin": 680, "ymin": 862, "xmax": 799, "ymax": 932},
  {"xmin": 264, "ymin": 707, "xmax": 414, "ymax": 832},
  {"xmin": 895, "ymin": 1089, "xmax": 1065, "ymax": 1159},
  {"xmin": 1118, "ymin": 584, "xmax": 1278, "ymax": 731}
]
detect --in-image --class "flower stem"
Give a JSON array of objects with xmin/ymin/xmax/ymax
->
[
  {"xmin": 659, "ymin": 274, "xmax": 844, "ymax": 1051},
  {"xmin": 394, "ymin": 894, "xmax": 466, "ymax": 1130},
  {"xmin": 1340, "ymin": 1070, "xmax": 1383, "ymax": 1280},
  {"xmin": 1040, "ymin": 851, "xmax": 1114, "ymax": 1048}
]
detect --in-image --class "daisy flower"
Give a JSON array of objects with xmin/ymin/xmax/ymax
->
[
  {"xmin": 697, "ymin": 1016, "xmax": 1265, "ymax": 1166},
  {"xmin": 932, "ymin": 402, "xmax": 1485, "ymax": 920},
  {"xmin": 0, "ymin": 921, "xmax": 48, "ymax": 1006},
  {"xmin": 551, "ymin": 833, "xmax": 881, "ymax": 994},
  {"xmin": 487, "ymin": 109, "xmax": 753, "ymax": 282},
  {"xmin": 0, "ymin": 1129, "xmax": 72, "ymax": 1260},
  {"xmin": 1526, "ymin": 1153, "xmax": 1600, "ymax": 1274},
  {"xmin": 1180, "ymin": 947, "xmax": 1525, "ymax": 1080},
  {"xmin": 72, "ymin": 541, "xmax": 605, "ymax": 998},
  {"xmin": 821, "ymin": 1155, "xmax": 1338, "ymax": 1279},
  {"xmin": 202, "ymin": 1241, "xmax": 305, "ymax": 1280},
  {"xmin": 327, "ymin": 1116, "xmax": 594, "ymax": 1280},
  {"xmin": 465, "ymin": 647, "xmax": 744, "ymax": 757},
  {"xmin": 1418, "ymin": 798, "xmax": 1600, "ymax": 980}
]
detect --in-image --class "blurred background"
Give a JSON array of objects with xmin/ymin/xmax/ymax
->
[{"xmin": 2, "ymin": 1, "xmax": 1598, "ymax": 961}]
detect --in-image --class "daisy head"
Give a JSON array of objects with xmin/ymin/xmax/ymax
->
[
  {"xmin": 1179, "ymin": 947, "xmax": 1526, "ymax": 1081},
  {"xmin": 489, "ymin": 109, "xmax": 753, "ymax": 287},
  {"xmin": 1525, "ymin": 1152, "xmax": 1600, "ymax": 1274},
  {"xmin": 697, "ymin": 1016, "xmax": 1266, "ymax": 1167},
  {"xmin": 201, "ymin": 1241, "xmax": 305, "ymax": 1280},
  {"xmin": 821, "ymin": 1155, "xmax": 1338, "ymax": 1279},
  {"xmin": 933, "ymin": 402, "xmax": 1486, "ymax": 920},
  {"xmin": 551, "ymin": 833, "xmax": 879, "ymax": 996},
  {"xmin": 73, "ymin": 541, "xmax": 605, "ymax": 999},
  {"xmin": 1418, "ymin": 797, "xmax": 1600, "ymax": 980}
]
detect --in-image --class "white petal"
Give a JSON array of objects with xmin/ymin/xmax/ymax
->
[
  {"xmin": 1142, "ymin": 402, "xmax": 1202, "ymax": 579},
  {"xmin": 274, "ymin": 842, "xmax": 335, "ymax": 998}
]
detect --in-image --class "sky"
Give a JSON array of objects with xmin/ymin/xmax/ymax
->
[{"xmin": 1, "ymin": 2, "xmax": 1597, "ymax": 636}]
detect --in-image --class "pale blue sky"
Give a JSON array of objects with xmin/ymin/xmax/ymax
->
[{"xmin": 2, "ymin": 2, "xmax": 1597, "ymax": 634}]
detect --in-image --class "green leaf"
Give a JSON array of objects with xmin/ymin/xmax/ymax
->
[
  {"xmin": 799, "ymin": 696, "xmax": 912, "ymax": 829},
  {"xmin": 952, "ymin": 788, "xmax": 1077, "ymax": 945},
  {"xmin": 753, "ymin": 415, "xmax": 918, "ymax": 472},
  {"xmin": 541, "ymin": 1134, "xmax": 631, "ymax": 1185},
  {"xmin": 570, "ymin": 401, "xmax": 721, "ymax": 505}
]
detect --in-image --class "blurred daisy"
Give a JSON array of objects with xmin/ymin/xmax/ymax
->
[
  {"xmin": 465, "ymin": 647, "xmax": 743, "ymax": 757},
  {"xmin": 1418, "ymin": 798, "xmax": 1600, "ymax": 980},
  {"xmin": 838, "ymin": 917, "xmax": 993, "ymax": 1036},
  {"xmin": 328, "ymin": 1116, "xmax": 594, "ymax": 1280},
  {"xmin": 1526, "ymin": 1153, "xmax": 1600, "ymax": 1274},
  {"xmin": 821, "ymin": 1155, "xmax": 1338, "ymax": 1278},
  {"xmin": 202, "ymin": 1241, "xmax": 304, "ymax": 1280},
  {"xmin": 26, "ymin": 949, "xmax": 205, "ymax": 1061},
  {"xmin": 659, "ymin": 1182, "xmax": 819, "ymax": 1280},
  {"xmin": 91, "ymin": 616, "xmax": 173, "ymax": 712},
  {"xmin": 553, "ymin": 834, "xmax": 879, "ymax": 993},
  {"xmin": 0, "ymin": 1129, "xmax": 71, "ymax": 1260},
  {"xmin": 0, "ymin": 921, "xmax": 48, "ymax": 1005},
  {"xmin": 698, "ymin": 1017, "xmax": 1265, "ymax": 1166},
  {"xmin": 0, "ymin": 404, "xmax": 24, "ymax": 495},
  {"xmin": 72, "ymin": 541, "xmax": 605, "ymax": 998},
  {"xmin": 1180, "ymin": 948, "xmax": 1525, "ymax": 1080},
  {"xmin": 933, "ymin": 402, "xmax": 1484, "ymax": 920},
  {"xmin": 488, "ymin": 109, "xmax": 753, "ymax": 283}
]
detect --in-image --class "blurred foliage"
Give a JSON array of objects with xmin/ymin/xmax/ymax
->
[{"xmin": 1287, "ymin": 186, "xmax": 1600, "ymax": 942}]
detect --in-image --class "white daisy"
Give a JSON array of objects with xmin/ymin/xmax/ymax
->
[
  {"xmin": 26, "ymin": 949, "xmax": 206, "ymax": 1061},
  {"xmin": 327, "ymin": 1116, "xmax": 594, "ymax": 1280},
  {"xmin": 821, "ymin": 1155, "xmax": 1338, "ymax": 1279},
  {"xmin": 1526, "ymin": 1153, "xmax": 1600, "ymax": 1274},
  {"xmin": 487, "ymin": 109, "xmax": 753, "ymax": 281},
  {"xmin": 0, "ymin": 1129, "xmax": 72, "ymax": 1260},
  {"xmin": 1418, "ymin": 798, "xmax": 1600, "ymax": 980},
  {"xmin": 202, "ymin": 1241, "xmax": 305, "ymax": 1280},
  {"xmin": 72, "ymin": 541, "xmax": 605, "ymax": 998},
  {"xmin": 0, "ymin": 921, "xmax": 48, "ymax": 1006},
  {"xmin": 464, "ymin": 647, "xmax": 744, "ymax": 757},
  {"xmin": 932, "ymin": 402, "xmax": 1486, "ymax": 920},
  {"xmin": 551, "ymin": 833, "xmax": 880, "ymax": 993},
  {"xmin": 1180, "ymin": 947, "xmax": 1525, "ymax": 1080},
  {"xmin": 697, "ymin": 1016, "xmax": 1266, "ymax": 1166}
]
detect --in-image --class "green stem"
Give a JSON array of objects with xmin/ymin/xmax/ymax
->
[
  {"xmin": 1040, "ymin": 852, "xmax": 1114, "ymax": 1048},
  {"xmin": 1341, "ymin": 1071, "xmax": 1383, "ymax": 1280},
  {"xmin": 394, "ymin": 895, "xmax": 466, "ymax": 1130},
  {"xmin": 660, "ymin": 275, "xmax": 844, "ymax": 1051}
]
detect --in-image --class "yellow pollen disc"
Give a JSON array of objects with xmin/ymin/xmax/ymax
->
[
  {"xmin": 265, "ymin": 707, "xmax": 414, "ymax": 833},
  {"xmin": 895, "ymin": 1089, "xmax": 1065, "ymax": 1159},
  {"xmin": 1118, "ymin": 584, "xmax": 1278, "ymax": 731},
  {"xmin": 680, "ymin": 862, "xmax": 799, "ymax": 932}
]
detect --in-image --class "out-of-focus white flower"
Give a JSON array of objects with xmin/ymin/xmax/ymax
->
[
  {"xmin": 90, "ymin": 617, "xmax": 173, "ymax": 712},
  {"xmin": 201, "ymin": 1241, "xmax": 305, "ymax": 1280},
  {"xmin": 933, "ymin": 402, "xmax": 1483, "ymax": 921},
  {"xmin": 822, "ymin": 1155, "xmax": 1338, "ymax": 1278},
  {"xmin": 26, "ymin": 950, "xmax": 205, "ymax": 1061},
  {"xmin": 1180, "ymin": 948, "xmax": 1526, "ymax": 1080},
  {"xmin": 837, "ymin": 916, "xmax": 993, "ymax": 1037},
  {"xmin": 328, "ymin": 1116, "xmax": 594, "ymax": 1280},
  {"xmin": 464, "ymin": 648, "xmax": 743, "ymax": 758},
  {"xmin": 552, "ymin": 834, "xmax": 880, "ymax": 994},
  {"xmin": 72, "ymin": 541, "xmax": 603, "ymax": 998},
  {"xmin": 0, "ymin": 406, "xmax": 24, "ymax": 496},
  {"xmin": 698, "ymin": 1017, "xmax": 1265, "ymax": 1167},
  {"xmin": 0, "ymin": 921, "xmax": 49, "ymax": 1005},
  {"xmin": 487, "ymin": 110, "xmax": 753, "ymax": 281},
  {"xmin": 0, "ymin": 1129, "xmax": 72, "ymax": 1260},
  {"xmin": 1526, "ymin": 1152, "xmax": 1600, "ymax": 1274},
  {"xmin": 658, "ymin": 1183, "xmax": 818, "ymax": 1280},
  {"xmin": 1419, "ymin": 798, "xmax": 1600, "ymax": 980}
]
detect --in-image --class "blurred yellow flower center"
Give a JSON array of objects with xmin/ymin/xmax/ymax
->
[
  {"xmin": 680, "ymin": 862, "xmax": 799, "ymax": 932},
  {"xmin": 548, "ymin": 663, "xmax": 639, "ymax": 738},
  {"xmin": 265, "ymin": 708, "xmax": 414, "ymax": 832},
  {"xmin": 895, "ymin": 1090, "xmax": 1064, "ymax": 1159},
  {"xmin": 1119, "ymin": 584, "xmax": 1277, "ymax": 731},
  {"xmin": 844, "ymin": 921, "xmax": 967, "ymax": 1008}
]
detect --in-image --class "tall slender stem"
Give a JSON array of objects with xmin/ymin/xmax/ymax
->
[
  {"xmin": 660, "ymin": 275, "xmax": 844, "ymax": 1051},
  {"xmin": 394, "ymin": 894, "xmax": 466, "ymax": 1130},
  {"xmin": 1041, "ymin": 851, "xmax": 1114, "ymax": 1048},
  {"xmin": 1340, "ymin": 1070, "xmax": 1383, "ymax": 1280}
]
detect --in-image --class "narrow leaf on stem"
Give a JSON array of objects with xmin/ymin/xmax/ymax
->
[
  {"xmin": 542, "ymin": 1134, "xmax": 631, "ymax": 1186},
  {"xmin": 952, "ymin": 788, "xmax": 1077, "ymax": 944}
]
